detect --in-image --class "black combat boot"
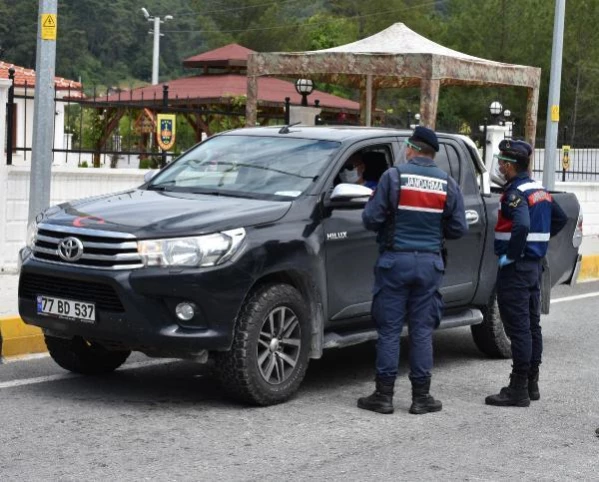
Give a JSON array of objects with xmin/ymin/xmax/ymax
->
[
  {"xmin": 357, "ymin": 379, "xmax": 395, "ymax": 414},
  {"xmin": 528, "ymin": 367, "xmax": 540, "ymax": 401},
  {"xmin": 485, "ymin": 372, "xmax": 530, "ymax": 407},
  {"xmin": 409, "ymin": 378, "xmax": 442, "ymax": 415}
]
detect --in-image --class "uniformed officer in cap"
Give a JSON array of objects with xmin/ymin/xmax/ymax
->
[
  {"xmin": 486, "ymin": 139, "xmax": 568, "ymax": 407},
  {"xmin": 357, "ymin": 126, "xmax": 467, "ymax": 415}
]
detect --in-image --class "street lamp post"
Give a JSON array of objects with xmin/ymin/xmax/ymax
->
[
  {"xmin": 295, "ymin": 79, "xmax": 314, "ymax": 106},
  {"xmin": 141, "ymin": 8, "xmax": 173, "ymax": 85}
]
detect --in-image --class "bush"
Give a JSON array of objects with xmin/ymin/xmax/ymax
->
[
  {"xmin": 79, "ymin": 161, "xmax": 89, "ymax": 168},
  {"xmin": 139, "ymin": 157, "xmax": 160, "ymax": 169}
]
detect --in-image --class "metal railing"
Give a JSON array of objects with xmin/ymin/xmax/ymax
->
[{"xmin": 5, "ymin": 80, "xmax": 251, "ymax": 168}]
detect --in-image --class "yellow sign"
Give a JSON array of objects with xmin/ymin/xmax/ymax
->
[
  {"xmin": 551, "ymin": 105, "xmax": 560, "ymax": 122},
  {"xmin": 157, "ymin": 114, "xmax": 176, "ymax": 151},
  {"xmin": 562, "ymin": 145, "xmax": 571, "ymax": 170},
  {"xmin": 41, "ymin": 14, "xmax": 57, "ymax": 41}
]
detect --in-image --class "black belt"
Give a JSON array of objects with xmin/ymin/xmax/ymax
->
[{"xmin": 385, "ymin": 248, "xmax": 440, "ymax": 254}]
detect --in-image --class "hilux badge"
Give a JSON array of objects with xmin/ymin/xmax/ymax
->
[{"xmin": 327, "ymin": 232, "xmax": 348, "ymax": 240}]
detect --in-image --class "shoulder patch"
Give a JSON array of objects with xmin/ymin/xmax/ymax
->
[{"xmin": 507, "ymin": 193, "xmax": 523, "ymax": 208}]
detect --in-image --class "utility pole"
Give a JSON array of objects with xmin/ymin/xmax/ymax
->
[
  {"xmin": 141, "ymin": 8, "xmax": 173, "ymax": 85},
  {"xmin": 543, "ymin": 0, "xmax": 566, "ymax": 191},
  {"xmin": 28, "ymin": 0, "xmax": 58, "ymax": 224}
]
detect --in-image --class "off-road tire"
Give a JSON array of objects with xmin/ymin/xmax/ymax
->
[
  {"xmin": 214, "ymin": 283, "xmax": 311, "ymax": 406},
  {"xmin": 45, "ymin": 335, "xmax": 131, "ymax": 374},
  {"xmin": 470, "ymin": 292, "xmax": 511, "ymax": 358}
]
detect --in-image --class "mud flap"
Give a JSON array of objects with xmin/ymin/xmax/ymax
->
[{"xmin": 541, "ymin": 258, "xmax": 551, "ymax": 315}]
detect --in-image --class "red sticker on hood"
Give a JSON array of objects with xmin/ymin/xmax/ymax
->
[{"xmin": 73, "ymin": 215, "xmax": 105, "ymax": 227}]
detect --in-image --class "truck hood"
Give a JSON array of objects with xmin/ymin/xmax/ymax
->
[{"xmin": 42, "ymin": 189, "xmax": 292, "ymax": 238}]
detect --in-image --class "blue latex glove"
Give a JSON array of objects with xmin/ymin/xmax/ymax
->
[{"xmin": 498, "ymin": 254, "xmax": 514, "ymax": 268}]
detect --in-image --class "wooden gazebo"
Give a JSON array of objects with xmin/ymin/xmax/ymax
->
[{"xmin": 245, "ymin": 23, "xmax": 542, "ymax": 144}]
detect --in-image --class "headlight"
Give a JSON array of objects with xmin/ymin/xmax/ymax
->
[
  {"xmin": 26, "ymin": 221, "xmax": 38, "ymax": 249},
  {"xmin": 137, "ymin": 228, "xmax": 246, "ymax": 267}
]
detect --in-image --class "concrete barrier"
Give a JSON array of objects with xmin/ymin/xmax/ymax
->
[{"xmin": 0, "ymin": 316, "xmax": 46, "ymax": 360}]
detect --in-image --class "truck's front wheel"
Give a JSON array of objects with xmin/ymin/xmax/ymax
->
[
  {"xmin": 45, "ymin": 335, "xmax": 131, "ymax": 374},
  {"xmin": 215, "ymin": 284, "xmax": 311, "ymax": 406},
  {"xmin": 470, "ymin": 293, "xmax": 511, "ymax": 358}
]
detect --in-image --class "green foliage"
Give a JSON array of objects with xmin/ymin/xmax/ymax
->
[
  {"xmin": 138, "ymin": 158, "xmax": 156, "ymax": 169},
  {"xmin": 3, "ymin": 0, "xmax": 599, "ymax": 142}
]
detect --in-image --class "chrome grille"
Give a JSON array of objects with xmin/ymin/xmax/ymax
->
[{"xmin": 33, "ymin": 224, "xmax": 143, "ymax": 270}]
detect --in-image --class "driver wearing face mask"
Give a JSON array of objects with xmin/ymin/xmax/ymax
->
[{"xmin": 338, "ymin": 152, "xmax": 364, "ymax": 184}]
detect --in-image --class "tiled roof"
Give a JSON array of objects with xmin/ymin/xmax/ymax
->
[
  {"xmin": 183, "ymin": 43, "xmax": 254, "ymax": 68},
  {"xmin": 0, "ymin": 61, "xmax": 82, "ymax": 91},
  {"xmin": 102, "ymin": 74, "xmax": 360, "ymax": 111}
]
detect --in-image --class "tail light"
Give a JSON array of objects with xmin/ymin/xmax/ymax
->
[{"xmin": 573, "ymin": 209, "xmax": 583, "ymax": 248}]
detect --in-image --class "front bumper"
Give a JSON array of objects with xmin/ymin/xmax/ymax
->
[{"xmin": 18, "ymin": 249, "xmax": 254, "ymax": 357}]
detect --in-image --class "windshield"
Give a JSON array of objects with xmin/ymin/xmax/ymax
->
[{"xmin": 147, "ymin": 135, "xmax": 341, "ymax": 200}]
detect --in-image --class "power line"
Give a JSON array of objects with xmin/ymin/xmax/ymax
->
[{"xmin": 162, "ymin": 1, "xmax": 441, "ymax": 34}]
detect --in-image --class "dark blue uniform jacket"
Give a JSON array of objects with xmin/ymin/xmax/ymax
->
[{"xmin": 362, "ymin": 157, "xmax": 467, "ymax": 251}]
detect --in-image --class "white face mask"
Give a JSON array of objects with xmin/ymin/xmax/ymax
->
[
  {"xmin": 339, "ymin": 169, "xmax": 359, "ymax": 184},
  {"xmin": 491, "ymin": 161, "xmax": 507, "ymax": 186}
]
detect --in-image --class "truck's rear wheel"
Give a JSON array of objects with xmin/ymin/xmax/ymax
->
[
  {"xmin": 215, "ymin": 284, "xmax": 311, "ymax": 406},
  {"xmin": 470, "ymin": 293, "xmax": 511, "ymax": 358},
  {"xmin": 45, "ymin": 335, "xmax": 131, "ymax": 374}
]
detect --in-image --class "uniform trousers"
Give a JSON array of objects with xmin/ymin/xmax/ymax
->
[
  {"xmin": 496, "ymin": 259, "xmax": 543, "ymax": 374},
  {"xmin": 372, "ymin": 251, "xmax": 444, "ymax": 384}
]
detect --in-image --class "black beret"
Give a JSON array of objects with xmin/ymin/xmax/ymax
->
[
  {"xmin": 409, "ymin": 126, "xmax": 439, "ymax": 152},
  {"xmin": 498, "ymin": 139, "xmax": 532, "ymax": 163}
]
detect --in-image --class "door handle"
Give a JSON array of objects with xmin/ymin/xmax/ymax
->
[{"xmin": 465, "ymin": 210, "xmax": 479, "ymax": 225}]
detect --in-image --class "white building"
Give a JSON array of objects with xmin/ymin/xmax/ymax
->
[{"xmin": 0, "ymin": 61, "xmax": 82, "ymax": 166}]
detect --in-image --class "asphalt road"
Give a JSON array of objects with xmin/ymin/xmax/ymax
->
[{"xmin": 1, "ymin": 281, "xmax": 598, "ymax": 481}]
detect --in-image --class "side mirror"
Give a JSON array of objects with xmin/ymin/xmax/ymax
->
[
  {"xmin": 143, "ymin": 170, "xmax": 158, "ymax": 183},
  {"xmin": 330, "ymin": 183, "xmax": 373, "ymax": 202}
]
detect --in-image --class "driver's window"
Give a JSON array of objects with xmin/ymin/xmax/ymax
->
[{"xmin": 334, "ymin": 145, "xmax": 392, "ymax": 188}]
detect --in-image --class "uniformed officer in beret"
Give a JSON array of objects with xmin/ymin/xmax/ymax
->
[
  {"xmin": 358, "ymin": 126, "xmax": 467, "ymax": 415},
  {"xmin": 486, "ymin": 139, "xmax": 568, "ymax": 407}
]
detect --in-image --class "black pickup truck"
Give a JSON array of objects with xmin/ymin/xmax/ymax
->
[{"xmin": 18, "ymin": 126, "xmax": 582, "ymax": 405}]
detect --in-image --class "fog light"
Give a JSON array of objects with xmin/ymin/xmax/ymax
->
[{"xmin": 175, "ymin": 302, "xmax": 196, "ymax": 321}]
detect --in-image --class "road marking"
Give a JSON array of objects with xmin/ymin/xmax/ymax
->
[
  {"xmin": 551, "ymin": 291, "xmax": 599, "ymax": 304},
  {"xmin": 0, "ymin": 359, "xmax": 177, "ymax": 390}
]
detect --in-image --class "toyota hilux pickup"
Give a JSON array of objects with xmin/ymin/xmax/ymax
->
[{"xmin": 18, "ymin": 126, "xmax": 583, "ymax": 405}]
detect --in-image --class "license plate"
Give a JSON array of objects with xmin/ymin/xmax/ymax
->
[{"xmin": 36, "ymin": 295, "xmax": 96, "ymax": 323}]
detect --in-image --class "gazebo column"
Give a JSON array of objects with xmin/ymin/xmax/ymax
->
[
  {"xmin": 419, "ymin": 78, "xmax": 440, "ymax": 130},
  {"xmin": 365, "ymin": 74, "xmax": 373, "ymax": 126},
  {"xmin": 525, "ymin": 86, "xmax": 539, "ymax": 147},
  {"xmin": 245, "ymin": 75, "xmax": 258, "ymax": 127},
  {"xmin": 359, "ymin": 75, "xmax": 375, "ymax": 126}
]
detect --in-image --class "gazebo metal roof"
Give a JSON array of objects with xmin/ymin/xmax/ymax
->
[{"xmin": 245, "ymin": 23, "xmax": 542, "ymax": 143}]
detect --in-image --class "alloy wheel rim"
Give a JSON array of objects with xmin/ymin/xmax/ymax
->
[{"xmin": 257, "ymin": 306, "xmax": 301, "ymax": 385}]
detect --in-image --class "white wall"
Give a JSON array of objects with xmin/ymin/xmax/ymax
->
[
  {"xmin": 558, "ymin": 182, "xmax": 599, "ymax": 235},
  {"xmin": 0, "ymin": 167, "xmax": 597, "ymax": 272},
  {"xmin": 0, "ymin": 166, "xmax": 147, "ymax": 271}
]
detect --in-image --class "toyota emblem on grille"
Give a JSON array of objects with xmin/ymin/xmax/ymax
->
[{"xmin": 57, "ymin": 236, "xmax": 84, "ymax": 262}]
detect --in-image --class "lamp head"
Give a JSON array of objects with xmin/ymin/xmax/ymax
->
[
  {"xmin": 295, "ymin": 78, "xmax": 314, "ymax": 96},
  {"xmin": 141, "ymin": 7, "xmax": 150, "ymax": 19},
  {"xmin": 489, "ymin": 101, "xmax": 503, "ymax": 116}
]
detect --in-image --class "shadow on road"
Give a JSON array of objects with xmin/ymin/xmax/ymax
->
[{"xmin": 22, "ymin": 326, "xmax": 489, "ymax": 408}]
